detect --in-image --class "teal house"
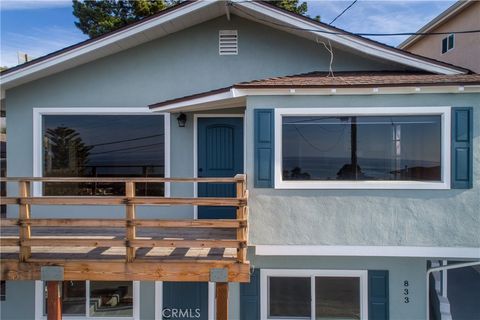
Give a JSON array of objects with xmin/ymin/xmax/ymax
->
[{"xmin": 1, "ymin": 1, "xmax": 479, "ymax": 320}]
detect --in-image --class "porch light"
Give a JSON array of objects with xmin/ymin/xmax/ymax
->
[{"xmin": 177, "ymin": 113, "xmax": 187, "ymax": 127}]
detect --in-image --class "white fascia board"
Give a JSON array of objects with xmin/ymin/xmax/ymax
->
[
  {"xmin": 150, "ymin": 89, "xmax": 246, "ymax": 112},
  {"xmin": 237, "ymin": 85, "xmax": 480, "ymax": 96},
  {"xmin": 255, "ymin": 245, "xmax": 480, "ymax": 259},
  {"xmin": 0, "ymin": 1, "xmax": 215, "ymax": 88},
  {"xmin": 236, "ymin": 1, "xmax": 466, "ymax": 75}
]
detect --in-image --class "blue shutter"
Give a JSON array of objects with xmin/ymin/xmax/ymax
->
[
  {"xmin": 254, "ymin": 109, "xmax": 274, "ymax": 188},
  {"xmin": 369, "ymin": 270, "xmax": 389, "ymax": 320},
  {"xmin": 240, "ymin": 269, "xmax": 260, "ymax": 320},
  {"xmin": 451, "ymin": 107, "xmax": 473, "ymax": 189}
]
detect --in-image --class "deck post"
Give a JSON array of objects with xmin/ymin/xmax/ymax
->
[
  {"xmin": 18, "ymin": 180, "xmax": 31, "ymax": 261},
  {"xmin": 235, "ymin": 175, "xmax": 247, "ymax": 263},
  {"xmin": 125, "ymin": 181, "xmax": 136, "ymax": 262},
  {"xmin": 47, "ymin": 281, "xmax": 62, "ymax": 320},
  {"xmin": 216, "ymin": 282, "xmax": 229, "ymax": 320}
]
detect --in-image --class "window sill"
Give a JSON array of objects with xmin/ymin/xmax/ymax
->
[{"xmin": 274, "ymin": 180, "xmax": 450, "ymax": 190}]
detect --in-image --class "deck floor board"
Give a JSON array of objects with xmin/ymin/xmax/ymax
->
[{"xmin": 0, "ymin": 226, "xmax": 237, "ymax": 261}]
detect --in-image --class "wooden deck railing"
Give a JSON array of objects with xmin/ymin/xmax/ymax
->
[{"xmin": 0, "ymin": 175, "xmax": 248, "ymax": 264}]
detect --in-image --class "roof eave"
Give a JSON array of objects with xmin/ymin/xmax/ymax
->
[
  {"xmin": 149, "ymin": 83, "xmax": 480, "ymax": 113},
  {"xmin": 149, "ymin": 88, "xmax": 246, "ymax": 113}
]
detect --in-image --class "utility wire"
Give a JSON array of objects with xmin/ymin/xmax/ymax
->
[
  {"xmin": 89, "ymin": 133, "xmax": 164, "ymax": 147},
  {"xmin": 329, "ymin": 0, "xmax": 357, "ymax": 25},
  {"xmin": 90, "ymin": 142, "xmax": 164, "ymax": 155},
  {"xmin": 231, "ymin": 3, "xmax": 480, "ymax": 37}
]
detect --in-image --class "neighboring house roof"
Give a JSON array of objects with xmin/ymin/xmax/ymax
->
[
  {"xmin": 398, "ymin": 0, "xmax": 474, "ymax": 49},
  {"xmin": 0, "ymin": 1, "xmax": 471, "ymax": 91},
  {"xmin": 149, "ymin": 71, "xmax": 480, "ymax": 111}
]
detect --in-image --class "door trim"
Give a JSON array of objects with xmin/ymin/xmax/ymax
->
[{"xmin": 193, "ymin": 113, "xmax": 246, "ymax": 219}]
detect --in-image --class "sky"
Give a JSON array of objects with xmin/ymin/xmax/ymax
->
[{"xmin": 0, "ymin": 0, "xmax": 456, "ymax": 68}]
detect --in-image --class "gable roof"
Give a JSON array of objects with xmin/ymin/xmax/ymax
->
[
  {"xmin": 0, "ymin": 1, "xmax": 470, "ymax": 91},
  {"xmin": 149, "ymin": 71, "xmax": 480, "ymax": 112},
  {"xmin": 398, "ymin": 0, "xmax": 474, "ymax": 49}
]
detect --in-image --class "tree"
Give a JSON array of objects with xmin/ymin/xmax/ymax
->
[
  {"xmin": 264, "ymin": 0, "xmax": 308, "ymax": 16},
  {"xmin": 72, "ymin": 0, "xmax": 177, "ymax": 38},
  {"xmin": 44, "ymin": 127, "xmax": 92, "ymax": 176},
  {"xmin": 44, "ymin": 126, "xmax": 94, "ymax": 195},
  {"xmin": 73, "ymin": 0, "xmax": 317, "ymax": 38}
]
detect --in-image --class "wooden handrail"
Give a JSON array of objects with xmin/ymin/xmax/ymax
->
[
  {"xmin": 0, "ymin": 218, "xmax": 245, "ymax": 228},
  {"xmin": 0, "ymin": 177, "xmax": 241, "ymax": 183},
  {"xmin": 2, "ymin": 197, "xmax": 246, "ymax": 206},
  {"xmin": 0, "ymin": 176, "xmax": 249, "ymax": 264}
]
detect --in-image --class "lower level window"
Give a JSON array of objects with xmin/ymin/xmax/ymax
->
[
  {"xmin": 43, "ymin": 281, "xmax": 134, "ymax": 318},
  {"xmin": 269, "ymin": 277, "xmax": 311, "ymax": 317},
  {"xmin": 264, "ymin": 270, "xmax": 366, "ymax": 320}
]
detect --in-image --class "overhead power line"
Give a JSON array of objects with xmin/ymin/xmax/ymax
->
[
  {"xmin": 329, "ymin": 0, "xmax": 358, "ymax": 25},
  {"xmin": 232, "ymin": 3, "xmax": 480, "ymax": 37}
]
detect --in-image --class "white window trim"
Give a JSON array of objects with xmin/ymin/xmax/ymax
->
[
  {"xmin": 34, "ymin": 280, "xmax": 140, "ymax": 320},
  {"xmin": 33, "ymin": 107, "xmax": 170, "ymax": 196},
  {"xmin": 274, "ymin": 107, "xmax": 451, "ymax": 190},
  {"xmin": 260, "ymin": 269, "xmax": 368, "ymax": 320}
]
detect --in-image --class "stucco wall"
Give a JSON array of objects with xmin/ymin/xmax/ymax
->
[
  {"xmin": 246, "ymin": 93, "xmax": 480, "ymax": 247},
  {"xmin": 404, "ymin": 2, "xmax": 480, "ymax": 73}
]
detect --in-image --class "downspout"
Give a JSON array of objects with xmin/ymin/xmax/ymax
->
[{"xmin": 426, "ymin": 261, "xmax": 480, "ymax": 320}]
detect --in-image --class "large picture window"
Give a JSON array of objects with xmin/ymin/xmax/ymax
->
[
  {"xmin": 275, "ymin": 107, "xmax": 450, "ymax": 189},
  {"xmin": 41, "ymin": 113, "xmax": 166, "ymax": 196},
  {"xmin": 262, "ymin": 270, "xmax": 367, "ymax": 320}
]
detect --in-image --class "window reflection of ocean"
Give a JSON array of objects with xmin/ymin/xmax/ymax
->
[{"xmin": 283, "ymin": 157, "xmax": 440, "ymax": 180}]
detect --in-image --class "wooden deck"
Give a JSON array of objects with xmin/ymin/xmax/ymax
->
[{"xmin": 0, "ymin": 176, "xmax": 249, "ymax": 282}]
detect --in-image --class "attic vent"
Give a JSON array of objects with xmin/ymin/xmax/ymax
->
[{"xmin": 219, "ymin": 30, "xmax": 238, "ymax": 55}]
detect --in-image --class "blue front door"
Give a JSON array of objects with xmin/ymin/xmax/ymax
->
[
  {"xmin": 163, "ymin": 282, "xmax": 208, "ymax": 320},
  {"xmin": 197, "ymin": 117, "xmax": 244, "ymax": 219}
]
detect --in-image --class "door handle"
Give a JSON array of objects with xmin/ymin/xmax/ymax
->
[{"xmin": 198, "ymin": 168, "xmax": 203, "ymax": 172}]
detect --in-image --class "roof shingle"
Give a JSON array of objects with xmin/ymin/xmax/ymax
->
[{"xmin": 234, "ymin": 71, "xmax": 480, "ymax": 88}]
